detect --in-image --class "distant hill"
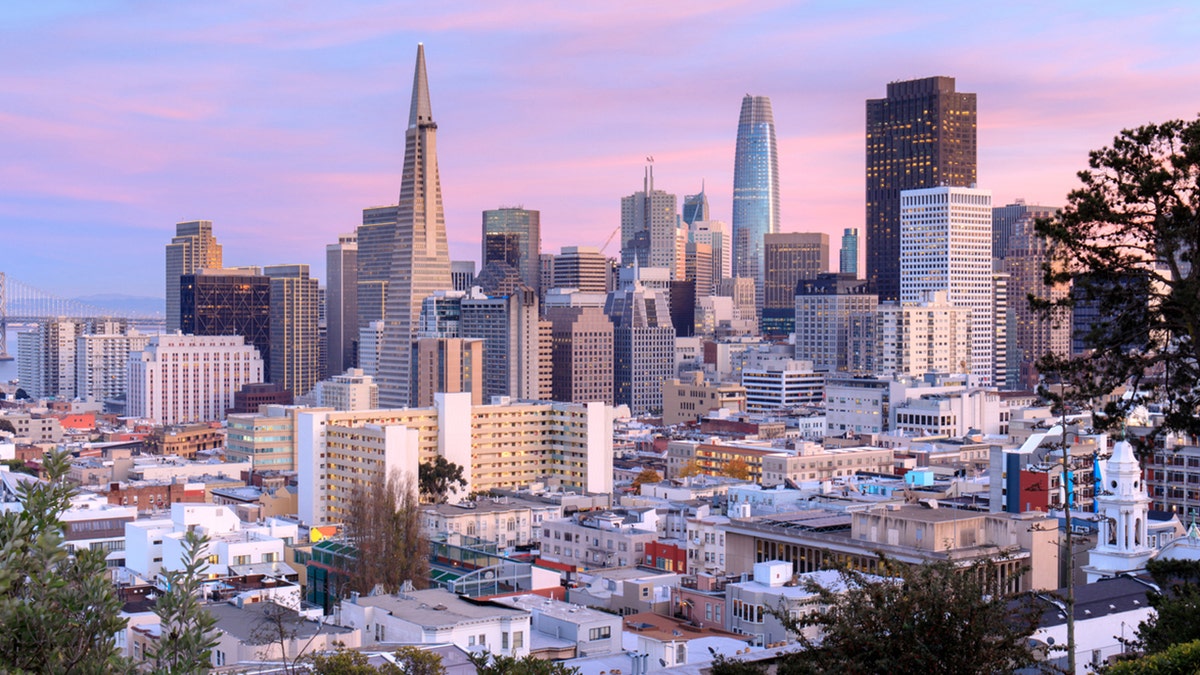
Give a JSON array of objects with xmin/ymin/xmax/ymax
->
[{"xmin": 73, "ymin": 294, "xmax": 164, "ymax": 317}]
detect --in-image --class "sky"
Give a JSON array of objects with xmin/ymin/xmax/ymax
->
[{"xmin": 2, "ymin": 1, "xmax": 1200, "ymax": 301}]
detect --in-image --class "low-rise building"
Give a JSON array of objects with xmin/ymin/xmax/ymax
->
[
  {"xmin": 339, "ymin": 587, "xmax": 532, "ymax": 657},
  {"xmin": 662, "ymin": 373, "xmax": 747, "ymax": 426},
  {"xmin": 539, "ymin": 509, "xmax": 659, "ymax": 570},
  {"xmin": 421, "ymin": 498, "xmax": 563, "ymax": 551},
  {"xmin": 493, "ymin": 594, "xmax": 624, "ymax": 658}
]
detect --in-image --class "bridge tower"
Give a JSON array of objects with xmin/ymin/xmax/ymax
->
[{"xmin": 0, "ymin": 272, "xmax": 9, "ymax": 361}]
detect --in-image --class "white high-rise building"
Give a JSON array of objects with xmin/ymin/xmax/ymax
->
[
  {"xmin": 900, "ymin": 187, "xmax": 995, "ymax": 385},
  {"xmin": 76, "ymin": 328, "xmax": 153, "ymax": 403},
  {"xmin": 689, "ymin": 220, "xmax": 731, "ymax": 286},
  {"xmin": 127, "ymin": 334, "xmax": 264, "ymax": 425}
]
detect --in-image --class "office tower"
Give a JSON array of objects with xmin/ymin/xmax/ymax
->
[
  {"xmin": 461, "ymin": 288, "xmax": 549, "ymax": 401},
  {"xmin": 876, "ymin": 292, "xmax": 970, "ymax": 377},
  {"xmin": 180, "ymin": 268, "xmax": 271, "ymax": 375},
  {"xmin": 450, "ymin": 260, "xmax": 476, "ymax": 292},
  {"xmin": 417, "ymin": 289, "xmax": 468, "ymax": 338},
  {"xmin": 128, "ymin": 334, "xmax": 263, "ymax": 425},
  {"xmin": 993, "ymin": 202, "xmax": 1068, "ymax": 389},
  {"xmin": 900, "ymin": 186, "xmax": 994, "ymax": 385},
  {"xmin": 682, "ymin": 183, "xmax": 710, "ymax": 226},
  {"xmin": 264, "ymin": 264, "xmax": 320, "ymax": 397},
  {"xmin": 76, "ymin": 327, "xmax": 152, "ymax": 404},
  {"xmin": 605, "ymin": 280, "xmax": 675, "ymax": 416},
  {"xmin": 669, "ymin": 279, "xmax": 696, "ymax": 338},
  {"xmin": 840, "ymin": 228, "xmax": 859, "ymax": 276},
  {"xmin": 716, "ymin": 277, "xmax": 758, "ymax": 327},
  {"xmin": 731, "ymin": 95, "xmax": 780, "ymax": 298},
  {"xmin": 684, "ymin": 241, "xmax": 714, "ymax": 302},
  {"xmin": 544, "ymin": 291, "xmax": 614, "ymax": 405},
  {"xmin": 378, "ymin": 44, "xmax": 454, "ymax": 408},
  {"xmin": 474, "ymin": 261, "xmax": 526, "ymax": 297},
  {"xmin": 326, "ymin": 233, "xmax": 358, "ymax": 375},
  {"xmin": 482, "ymin": 208, "xmax": 541, "ymax": 294},
  {"xmin": 620, "ymin": 165, "xmax": 682, "ymax": 277},
  {"xmin": 358, "ymin": 320, "xmax": 385, "ymax": 377},
  {"xmin": 356, "ymin": 205, "xmax": 398, "ymax": 329},
  {"xmin": 795, "ymin": 273, "xmax": 878, "ymax": 373},
  {"xmin": 689, "ymin": 219, "xmax": 731, "ymax": 285},
  {"xmin": 762, "ymin": 233, "xmax": 830, "ymax": 336},
  {"xmin": 539, "ymin": 254, "xmax": 555, "ymax": 299},
  {"xmin": 866, "ymin": 77, "xmax": 977, "ymax": 302},
  {"xmin": 553, "ymin": 246, "xmax": 608, "ymax": 293},
  {"xmin": 411, "ymin": 337, "xmax": 484, "ymax": 407},
  {"xmin": 165, "ymin": 220, "xmax": 223, "ymax": 331}
]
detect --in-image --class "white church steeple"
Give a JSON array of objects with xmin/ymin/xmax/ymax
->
[{"xmin": 1084, "ymin": 438, "xmax": 1154, "ymax": 582}]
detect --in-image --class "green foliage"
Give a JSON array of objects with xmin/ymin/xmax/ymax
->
[
  {"xmin": 149, "ymin": 529, "xmax": 219, "ymax": 674},
  {"xmin": 418, "ymin": 456, "xmax": 467, "ymax": 503},
  {"xmin": 0, "ymin": 448, "xmax": 130, "ymax": 674},
  {"xmin": 468, "ymin": 651, "xmax": 581, "ymax": 675},
  {"xmin": 1106, "ymin": 639, "xmax": 1200, "ymax": 675},
  {"xmin": 772, "ymin": 556, "xmax": 1040, "ymax": 675},
  {"xmin": 14, "ymin": 388, "xmax": 29, "ymax": 400},
  {"xmin": 1034, "ymin": 116, "xmax": 1200, "ymax": 442},
  {"xmin": 1130, "ymin": 558, "xmax": 1200, "ymax": 656},
  {"xmin": 342, "ymin": 470, "xmax": 429, "ymax": 595},
  {"xmin": 0, "ymin": 417, "xmax": 15, "ymax": 434},
  {"xmin": 391, "ymin": 646, "xmax": 445, "ymax": 675},
  {"xmin": 709, "ymin": 654, "xmax": 767, "ymax": 674},
  {"xmin": 631, "ymin": 468, "xmax": 661, "ymax": 493}
]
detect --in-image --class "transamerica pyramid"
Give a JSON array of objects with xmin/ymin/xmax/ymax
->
[{"xmin": 377, "ymin": 44, "xmax": 452, "ymax": 407}]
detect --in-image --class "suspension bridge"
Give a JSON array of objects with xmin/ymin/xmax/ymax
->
[{"xmin": 0, "ymin": 272, "xmax": 165, "ymax": 361}]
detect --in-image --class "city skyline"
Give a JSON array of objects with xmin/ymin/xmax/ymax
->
[{"xmin": 3, "ymin": 2, "xmax": 1200, "ymax": 297}]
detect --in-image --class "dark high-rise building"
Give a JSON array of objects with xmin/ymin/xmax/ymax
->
[
  {"xmin": 326, "ymin": 233, "xmax": 358, "ymax": 375},
  {"xmin": 682, "ymin": 183, "xmax": 709, "ymax": 226},
  {"xmin": 180, "ymin": 268, "xmax": 271, "ymax": 375},
  {"xmin": 482, "ymin": 208, "xmax": 541, "ymax": 294},
  {"xmin": 378, "ymin": 44, "xmax": 453, "ymax": 408},
  {"xmin": 732, "ymin": 95, "xmax": 780, "ymax": 297},
  {"xmin": 762, "ymin": 232, "xmax": 829, "ymax": 336},
  {"xmin": 866, "ymin": 76, "xmax": 977, "ymax": 302}
]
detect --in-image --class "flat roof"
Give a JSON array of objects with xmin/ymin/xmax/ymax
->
[{"xmin": 353, "ymin": 588, "xmax": 529, "ymax": 628}]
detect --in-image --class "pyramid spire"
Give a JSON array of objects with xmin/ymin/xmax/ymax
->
[{"xmin": 409, "ymin": 43, "xmax": 433, "ymax": 129}]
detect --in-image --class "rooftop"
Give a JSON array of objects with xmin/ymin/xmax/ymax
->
[{"xmin": 352, "ymin": 588, "xmax": 529, "ymax": 628}]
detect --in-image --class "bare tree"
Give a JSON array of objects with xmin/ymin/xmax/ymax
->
[{"xmin": 341, "ymin": 470, "xmax": 430, "ymax": 596}]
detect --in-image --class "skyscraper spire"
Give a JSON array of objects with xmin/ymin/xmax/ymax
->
[
  {"xmin": 409, "ymin": 43, "xmax": 433, "ymax": 129},
  {"xmin": 377, "ymin": 44, "xmax": 452, "ymax": 408}
]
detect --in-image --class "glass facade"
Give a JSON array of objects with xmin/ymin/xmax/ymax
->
[
  {"xmin": 731, "ymin": 95, "xmax": 779, "ymax": 293},
  {"xmin": 482, "ymin": 208, "xmax": 541, "ymax": 294}
]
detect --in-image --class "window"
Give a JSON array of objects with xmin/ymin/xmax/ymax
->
[
  {"xmin": 513, "ymin": 631, "xmax": 523, "ymax": 648},
  {"xmin": 589, "ymin": 626, "xmax": 612, "ymax": 640},
  {"xmin": 469, "ymin": 636, "xmax": 476, "ymax": 646},
  {"xmin": 502, "ymin": 632, "xmax": 509, "ymax": 650}
]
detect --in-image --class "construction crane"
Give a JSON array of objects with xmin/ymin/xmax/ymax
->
[{"xmin": 599, "ymin": 225, "xmax": 620, "ymax": 254}]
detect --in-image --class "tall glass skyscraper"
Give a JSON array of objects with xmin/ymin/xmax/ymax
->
[
  {"xmin": 731, "ymin": 95, "xmax": 780, "ymax": 298},
  {"xmin": 840, "ymin": 227, "xmax": 859, "ymax": 276}
]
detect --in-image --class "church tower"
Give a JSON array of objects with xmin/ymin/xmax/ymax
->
[{"xmin": 1084, "ymin": 438, "xmax": 1155, "ymax": 582}]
